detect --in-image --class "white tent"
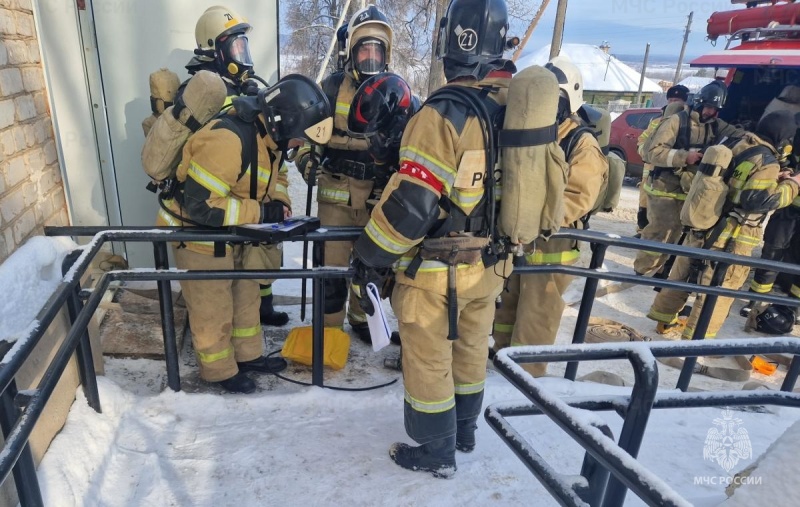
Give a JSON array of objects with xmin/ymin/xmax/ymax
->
[{"xmin": 516, "ymin": 43, "xmax": 662, "ymax": 93}]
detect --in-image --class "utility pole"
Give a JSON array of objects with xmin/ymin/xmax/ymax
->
[
  {"xmin": 549, "ymin": 0, "xmax": 568, "ymax": 59},
  {"xmin": 512, "ymin": 0, "xmax": 551, "ymax": 62},
  {"xmin": 673, "ymin": 11, "xmax": 693, "ymax": 85},
  {"xmin": 316, "ymin": 0, "xmax": 353, "ymax": 83},
  {"xmin": 635, "ymin": 42, "xmax": 651, "ymax": 105}
]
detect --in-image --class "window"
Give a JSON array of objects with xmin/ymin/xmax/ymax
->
[{"xmin": 625, "ymin": 111, "xmax": 661, "ymax": 130}]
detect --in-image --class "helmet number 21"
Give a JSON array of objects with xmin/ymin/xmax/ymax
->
[{"xmin": 457, "ymin": 29, "xmax": 479, "ymax": 51}]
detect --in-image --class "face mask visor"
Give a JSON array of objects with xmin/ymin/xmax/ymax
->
[
  {"xmin": 219, "ymin": 34, "xmax": 254, "ymax": 78},
  {"xmin": 353, "ymin": 39, "xmax": 386, "ymax": 77}
]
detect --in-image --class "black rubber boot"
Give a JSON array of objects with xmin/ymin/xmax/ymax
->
[
  {"xmin": 237, "ymin": 356, "xmax": 288, "ymax": 374},
  {"xmin": 351, "ymin": 323, "xmax": 372, "ymax": 344},
  {"xmin": 259, "ymin": 291, "xmax": 289, "ymax": 327},
  {"xmin": 217, "ymin": 372, "xmax": 256, "ymax": 394},
  {"xmin": 389, "ymin": 435, "xmax": 457, "ymax": 479},
  {"xmin": 455, "ymin": 418, "xmax": 478, "ymax": 453},
  {"xmin": 390, "ymin": 331, "xmax": 401, "ymax": 345}
]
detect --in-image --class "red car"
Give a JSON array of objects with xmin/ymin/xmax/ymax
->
[{"xmin": 608, "ymin": 108, "xmax": 662, "ymax": 178}]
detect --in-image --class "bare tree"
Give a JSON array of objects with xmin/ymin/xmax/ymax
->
[
  {"xmin": 280, "ymin": 0, "xmax": 538, "ymax": 98},
  {"xmin": 281, "ymin": 0, "xmax": 439, "ymax": 96}
]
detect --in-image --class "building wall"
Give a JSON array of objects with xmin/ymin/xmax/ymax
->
[
  {"xmin": 0, "ymin": 0, "xmax": 69, "ymax": 264},
  {"xmin": 0, "ymin": 2, "xmax": 85, "ymax": 505}
]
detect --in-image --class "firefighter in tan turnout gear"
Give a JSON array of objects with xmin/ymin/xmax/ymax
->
[
  {"xmin": 647, "ymin": 110, "xmax": 800, "ymax": 340},
  {"xmin": 181, "ymin": 5, "xmax": 290, "ymax": 327},
  {"xmin": 293, "ymin": 5, "xmax": 396, "ymax": 344},
  {"xmin": 634, "ymin": 81, "xmax": 746, "ymax": 276},
  {"xmin": 635, "ymin": 85, "xmax": 690, "ymax": 236},
  {"xmin": 492, "ymin": 55, "xmax": 608, "ymax": 377},
  {"xmin": 156, "ymin": 76, "xmax": 332, "ymax": 393},
  {"xmin": 350, "ymin": 0, "xmax": 566, "ymax": 478}
]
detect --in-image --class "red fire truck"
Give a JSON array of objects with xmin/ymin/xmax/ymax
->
[{"xmin": 690, "ymin": 0, "xmax": 800, "ymax": 129}]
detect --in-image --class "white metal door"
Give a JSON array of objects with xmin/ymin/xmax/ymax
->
[{"xmin": 38, "ymin": 0, "xmax": 279, "ymax": 268}]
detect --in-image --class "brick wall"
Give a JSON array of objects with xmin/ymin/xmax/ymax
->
[{"xmin": 0, "ymin": 0, "xmax": 68, "ymax": 264}]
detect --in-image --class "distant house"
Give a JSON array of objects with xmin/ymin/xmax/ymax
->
[
  {"xmin": 676, "ymin": 76, "xmax": 714, "ymax": 94},
  {"xmin": 516, "ymin": 43, "xmax": 663, "ymax": 107}
]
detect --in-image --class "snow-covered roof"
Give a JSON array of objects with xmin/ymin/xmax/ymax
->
[
  {"xmin": 516, "ymin": 43, "xmax": 662, "ymax": 93},
  {"xmin": 676, "ymin": 76, "xmax": 714, "ymax": 93}
]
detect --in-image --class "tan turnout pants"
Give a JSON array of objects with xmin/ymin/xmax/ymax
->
[
  {"xmin": 174, "ymin": 245, "xmax": 263, "ymax": 382},
  {"xmin": 648, "ymin": 220, "xmax": 761, "ymax": 339}
]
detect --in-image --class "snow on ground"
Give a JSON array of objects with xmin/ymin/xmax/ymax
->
[
  {"xmin": 27, "ymin": 176, "xmax": 800, "ymax": 505},
  {"xmin": 0, "ymin": 236, "xmax": 77, "ymax": 342}
]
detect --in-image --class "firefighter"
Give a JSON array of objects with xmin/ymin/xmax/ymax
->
[
  {"xmin": 647, "ymin": 110, "xmax": 800, "ymax": 339},
  {"xmin": 156, "ymin": 75, "xmax": 332, "ymax": 393},
  {"xmin": 634, "ymin": 81, "xmax": 746, "ymax": 276},
  {"xmin": 182, "ymin": 5, "xmax": 289, "ymax": 326},
  {"xmin": 294, "ymin": 5, "xmax": 395, "ymax": 344},
  {"xmin": 635, "ymin": 85, "xmax": 690, "ymax": 237},
  {"xmin": 492, "ymin": 55, "xmax": 608, "ymax": 377},
  {"xmin": 740, "ymin": 204, "xmax": 800, "ymax": 320},
  {"xmin": 742, "ymin": 129, "xmax": 800, "ymax": 318},
  {"xmin": 349, "ymin": 0, "xmax": 518, "ymax": 478},
  {"xmin": 184, "ymin": 5, "xmax": 257, "ymax": 99}
]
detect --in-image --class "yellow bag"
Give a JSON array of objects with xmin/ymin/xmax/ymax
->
[{"xmin": 281, "ymin": 326, "xmax": 350, "ymax": 370}]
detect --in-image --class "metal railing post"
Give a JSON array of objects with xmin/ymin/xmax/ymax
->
[
  {"xmin": 676, "ymin": 262, "xmax": 729, "ymax": 392},
  {"xmin": 154, "ymin": 243, "xmax": 181, "ymax": 392},
  {"xmin": 61, "ymin": 250, "xmax": 101, "ymax": 413},
  {"xmin": 312, "ymin": 275, "xmax": 325, "ymax": 387},
  {"xmin": 565, "ymin": 244, "xmax": 607, "ymax": 380},
  {"xmin": 0, "ymin": 377, "xmax": 43, "ymax": 507},
  {"xmin": 601, "ymin": 350, "xmax": 659, "ymax": 506}
]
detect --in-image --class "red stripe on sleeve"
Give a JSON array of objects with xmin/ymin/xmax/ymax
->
[{"xmin": 398, "ymin": 160, "xmax": 444, "ymax": 194}]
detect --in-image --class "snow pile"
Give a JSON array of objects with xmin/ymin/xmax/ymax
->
[
  {"xmin": 516, "ymin": 44, "xmax": 662, "ymax": 93},
  {"xmin": 722, "ymin": 420, "xmax": 800, "ymax": 506},
  {"xmin": 0, "ymin": 236, "xmax": 78, "ymax": 342}
]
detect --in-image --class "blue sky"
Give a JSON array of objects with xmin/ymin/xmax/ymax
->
[{"xmin": 519, "ymin": 0, "xmax": 737, "ymax": 61}]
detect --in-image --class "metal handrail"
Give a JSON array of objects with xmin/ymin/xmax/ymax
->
[
  {"xmin": 0, "ymin": 224, "xmax": 798, "ymax": 505},
  {"xmin": 488, "ymin": 338, "xmax": 800, "ymax": 506}
]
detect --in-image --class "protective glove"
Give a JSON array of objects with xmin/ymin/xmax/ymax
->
[
  {"xmin": 297, "ymin": 153, "xmax": 321, "ymax": 186},
  {"xmin": 260, "ymin": 200, "xmax": 285, "ymax": 223},
  {"xmin": 367, "ymin": 132, "xmax": 391, "ymax": 163},
  {"xmin": 350, "ymin": 256, "xmax": 391, "ymax": 316},
  {"xmin": 241, "ymin": 79, "xmax": 260, "ymax": 97}
]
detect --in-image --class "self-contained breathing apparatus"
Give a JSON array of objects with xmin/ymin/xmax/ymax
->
[
  {"xmin": 681, "ymin": 143, "xmax": 776, "ymax": 285},
  {"xmin": 146, "ymin": 74, "xmax": 332, "ymax": 245},
  {"xmin": 401, "ymin": 68, "xmax": 564, "ymax": 340}
]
